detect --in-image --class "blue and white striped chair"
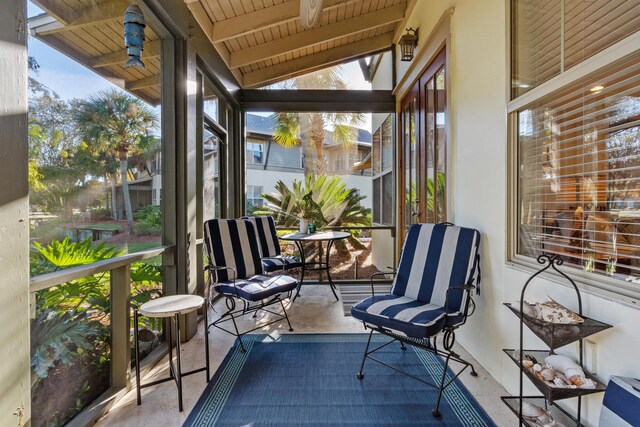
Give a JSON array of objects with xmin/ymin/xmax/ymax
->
[
  {"xmin": 242, "ymin": 216, "xmax": 303, "ymax": 273},
  {"xmin": 204, "ymin": 218, "xmax": 298, "ymax": 351},
  {"xmin": 352, "ymin": 223, "xmax": 481, "ymax": 419},
  {"xmin": 599, "ymin": 376, "xmax": 640, "ymax": 426}
]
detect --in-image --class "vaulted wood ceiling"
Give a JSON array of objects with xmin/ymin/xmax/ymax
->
[
  {"xmin": 187, "ymin": 0, "xmax": 413, "ymax": 88},
  {"xmin": 28, "ymin": 0, "xmax": 414, "ymax": 105},
  {"xmin": 29, "ymin": 0, "xmax": 162, "ymax": 105}
]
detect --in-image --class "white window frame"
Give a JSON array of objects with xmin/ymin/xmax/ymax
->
[
  {"xmin": 507, "ymin": 29, "xmax": 640, "ymax": 305},
  {"xmin": 246, "ymin": 184, "xmax": 264, "ymax": 207},
  {"xmin": 372, "ymin": 114, "xmax": 394, "ymax": 226},
  {"xmin": 246, "ymin": 141, "xmax": 264, "ymax": 165}
]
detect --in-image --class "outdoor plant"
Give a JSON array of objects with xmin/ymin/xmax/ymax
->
[
  {"xmin": 30, "ymin": 238, "xmax": 163, "ymax": 427},
  {"xmin": 256, "ymin": 174, "xmax": 370, "ymax": 256},
  {"xmin": 133, "ymin": 204, "xmax": 162, "ymax": 235}
]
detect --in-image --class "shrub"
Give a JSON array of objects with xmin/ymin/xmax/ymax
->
[
  {"xmin": 90, "ymin": 208, "xmax": 112, "ymax": 220},
  {"xmin": 133, "ymin": 205, "xmax": 161, "ymax": 236}
]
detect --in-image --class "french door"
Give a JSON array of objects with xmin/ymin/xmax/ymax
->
[{"xmin": 400, "ymin": 49, "xmax": 447, "ymax": 237}]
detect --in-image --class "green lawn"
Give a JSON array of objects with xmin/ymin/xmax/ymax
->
[
  {"xmin": 107, "ymin": 241, "xmax": 163, "ymax": 265},
  {"xmin": 83, "ymin": 223, "xmax": 122, "ymax": 231}
]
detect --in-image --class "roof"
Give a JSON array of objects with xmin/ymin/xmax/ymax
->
[
  {"xmin": 187, "ymin": 0, "xmax": 413, "ymax": 88},
  {"xmin": 246, "ymin": 113, "xmax": 371, "ymax": 144}
]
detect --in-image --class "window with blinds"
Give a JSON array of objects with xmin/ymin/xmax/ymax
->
[
  {"xmin": 511, "ymin": 0, "xmax": 640, "ymax": 99},
  {"xmin": 372, "ymin": 114, "xmax": 394, "ymax": 226},
  {"xmin": 518, "ymin": 52, "xmax": 640, "ymax": 282}
]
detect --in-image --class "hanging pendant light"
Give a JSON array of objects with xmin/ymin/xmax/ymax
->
[
  {"xmin": 399, "ymin": 27, "xmax": 419, "ymax": 62},
  {"xmin": 300, "ymin": 0, "xmax": 323, "ymax": 29}
]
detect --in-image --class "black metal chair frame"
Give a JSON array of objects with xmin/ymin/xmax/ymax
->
[
  {"xmin": 356, "ymin": 269, "xmax": 480, "ymax": 418},
  {"xmin": 205, "ymin": 262, "xmax": 294, "ymax": 353}
]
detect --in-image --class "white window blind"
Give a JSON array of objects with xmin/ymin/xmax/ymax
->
[
  {"xmin": 511, "ymin": 0, "xmax": 640, "ymax": 99},
  {"xmin": 518, "ymin": 52, "xmax": 640, "ymax": 282}
]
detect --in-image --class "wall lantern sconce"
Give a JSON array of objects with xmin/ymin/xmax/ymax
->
[{"xmin": 399, "ymin": 27, "xmax": 419, "ymax": 61}]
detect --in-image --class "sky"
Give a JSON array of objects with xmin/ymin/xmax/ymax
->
[{"xmin": 27, "ymin": 1, "xmax": 372, "ymax": 130}]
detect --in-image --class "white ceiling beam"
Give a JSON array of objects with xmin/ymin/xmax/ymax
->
[
  {"xmin": 229, "ymin": 4, "xmax": 405, "ymax": 69},
  {"xmin": 187, "ymin": 1, "xmax": 244, "ymax": 85},
  {"xmin": 243, "ymin": 32, "xmax": 394, "ymax": 88},
  {"xmin": 125, "ymin": 75, "xmax": 160, "ymax": 90},
  {"xmin": 33, "ymin": 0, "xmax": 130, "ymax": 35},
  {"xmin": 210, "ymin": 0, "xmax": 357, "ymax": 43},
  {"xmin": 91, "ymin": 40, "xmax": 161, "ymax": 68}
]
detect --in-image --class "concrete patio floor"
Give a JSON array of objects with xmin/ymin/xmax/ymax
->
[{"xmin": 96, "ymin": 284, "xmax": 517, "ymax": 426}]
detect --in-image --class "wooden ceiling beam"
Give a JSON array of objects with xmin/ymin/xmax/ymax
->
[
  {"xmin": 187, "ymin": 1, "xmax": 244, "ymax": 85},
  {"xmin": 229, "ymin": 4, "xmax": 405, "ymax": 69},
  {"xmin": 91, "ymin": 40, "xmax": 161, "ymax": 68},
  {"xmin": 30, "ymin": 0, "xmax": 77, "ymax": 25},
  {"xmin": 33, "ymin": 0, "xmax": 131, "ymax": 36},
  {"xmin": 210, "ymin": 0, "xmax": 357, "ymax": 43},
  {"xmin": 125, "ymin": 75, "xmax": 160, "ymax": 90},
  {"xmin": 243, "ymin": 32, "xmax": 394, "ymax": 88}
]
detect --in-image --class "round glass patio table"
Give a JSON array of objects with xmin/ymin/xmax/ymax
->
[{"xmin": 279, "ymin": 231, "xmax": 350, "ymax": 301}]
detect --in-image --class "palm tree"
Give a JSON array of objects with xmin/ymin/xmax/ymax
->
[
  {"xmin": 74, "ymin": 89, "xmax": 158, "ymax": 232},
  {"xmin": 272, "ymin": 67, "xmax": 365, "ymax": 176}
]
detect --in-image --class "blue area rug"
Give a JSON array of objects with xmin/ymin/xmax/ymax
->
[{"xmin": 184, "ymin": 334, "xmax": 495, "ymax": 426}]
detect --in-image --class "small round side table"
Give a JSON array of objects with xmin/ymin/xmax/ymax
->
[{"xmin": 134, "ymin": 294, "xmax": 210, "ymax": 412}]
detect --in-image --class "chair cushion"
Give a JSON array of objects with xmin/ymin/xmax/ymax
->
[
  {"xmin": 204, "ymin": 219, "xmax": 264, "ymax": 281},
  {"xmin": 214, "ymin": 274, "xmax": 298, "ymax": 302},
  {"xmin": 600, "ymin": 376, "xmax": 640, "ymax": 427},
  {"xmin": 351, "ymin": 294, "xmax": 455, "ymax": 339},
  {"xmin": 243, "ymin": 216, "xmax": 281, "ymax": 258},
  {"xmin": 391, "ymin": 223, "xmax": 480, "ymax": 314},
  {"xmin": 262, "ymin": 255, "xmax": 303, "ymax": 273}
]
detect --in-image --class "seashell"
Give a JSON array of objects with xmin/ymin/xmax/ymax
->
[
  {"xmin": 522, "ymin": 360, "xmax": 534, "ymax": 369},
  {"xmin": 521, "ymin": 402, "xmax": 545, "ymax": 418},
  {"xmin": 540, "ymin": 367, "xmax": 556, "ymax": 381},
  {"xmin": 553, "ymin": 377, "xmax": 566, "ymax": 387},
  {"xmin": 517, "ymin": 300, "xmax": 537, "ymax": 318},
  {"xmin": 545, "ymin": 355, "xmax": 584, "ymax": 378},
  {"xmin": 533, "ymin": 363, "xmax": 543, "ymax": 372},
  {"xmin": 535, "ymin": 297, "xmax": 584, "ymax": 324}
]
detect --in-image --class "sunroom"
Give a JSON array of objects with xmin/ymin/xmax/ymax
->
[{"xmin": 1, "ymin": 0, "xmax": 640, "ymax": 426}]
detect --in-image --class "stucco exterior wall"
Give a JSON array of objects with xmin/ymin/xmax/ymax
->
[
  {"xmin": 246, "ymin": 169, "xmax": 373, "ymax": 210},
  {"xmin": 390, "ymin": 1, "xmax": 640, "ymax": 425}
]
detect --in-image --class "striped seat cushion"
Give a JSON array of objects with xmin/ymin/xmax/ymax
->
[
  {"xmin": 243, "ymin": 216, "xmax": 281, "ymax": 258},
  {"xmin": 392, "ymin": 223, "xmax": 480, "ymax": 314},
  {"xmin": 262, "ymin": 255, "xmax": 303, "ymax": 273},
  {"xmin": 204, "ymin": 219, "xmax": 264, "ymax": 281},
  {"xmin": 351, "ymin": 295, "xmax": 451, "ymax": 338},
  {"xmin": 214, "ymin": 274, "xmax": 298, "ymax": 302},
  {"xmin": 600, "ymin": 376, "xmax": 640, "ymax": 427}
]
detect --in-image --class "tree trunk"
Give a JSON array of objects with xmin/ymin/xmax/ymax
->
[
  {"xmin": 119, "ymin": 156, "xmax": 134, "ymax": 233},
  {"xmin": 110, "ymin": 174, "xmax": 118, "ymax": 220},
  {"xmin": 310, "ymin": 113, "xmax": 326, "ymax": 175},
  {"xmin": 299, "ymin": 113, "xmax": 314, "ymax": 178}
]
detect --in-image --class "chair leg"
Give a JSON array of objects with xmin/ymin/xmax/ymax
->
[
  {"xmin": 279, "ymin": 297, "xmax": 294, "ymax": 332},
  {"xmin": 357, "ymin": 329, "xmax": 374, "ymax": 379},
  {"xmin": 227, "ymin": 310, "xmax": 246, "ymax": 353},
  {"xmin": 432, "ymin": 352, "xmax": 452, "ymax": 418},
  {"xmin": 134, "ymin": 309, "xmax": 142, "ymax": 405}
]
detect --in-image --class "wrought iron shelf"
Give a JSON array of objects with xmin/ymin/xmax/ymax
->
[
  {"xmin": 501, "ymin": 254, "xmax": 612, "ymax": 426},
  {"xmin": 503, "ymin": 349, "xmax": 607, "ymax": 401},
  {"xmin": 503, "ymin": 303, "xmax": 612, "ymax": 350},
  {"xmin": 501, "ymin": 396, "xmax": 585, "ymax": 427}
]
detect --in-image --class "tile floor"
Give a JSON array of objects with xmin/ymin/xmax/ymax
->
[{"xmin": 95, "ymin": 284, "xmax": 517, "ymax": 426}]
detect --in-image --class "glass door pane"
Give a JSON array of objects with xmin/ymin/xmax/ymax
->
[{"xmin": 435, "ymin": 67, "xmax": 447, "ymax": 222}]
